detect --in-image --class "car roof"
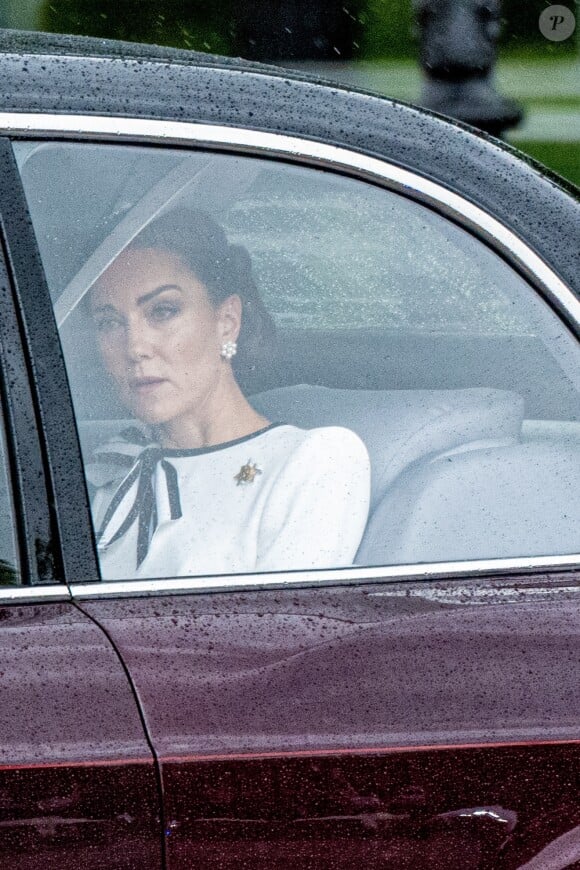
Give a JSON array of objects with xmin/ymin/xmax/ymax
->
[
  {"xmin": 0, "ymin": 28, "xmax": 578, "ymax": 298},
  {"xmin": 0, "ymin": 27, "xmax": 280, "ymax": 73}
]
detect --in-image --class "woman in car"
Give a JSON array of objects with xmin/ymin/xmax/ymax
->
[{"xmin": 87, "ymin": 208, "xmax": 370, "ymax": 580}]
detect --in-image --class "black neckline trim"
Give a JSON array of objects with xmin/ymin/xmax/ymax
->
[{"xmin": 152, "ymin": 422, "xmax": 287, "ymax": 458}]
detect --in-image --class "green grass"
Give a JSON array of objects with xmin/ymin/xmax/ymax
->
[
  {"xmin": 514, "ymin": 141, "xmax": 580, "ymax": 188},
  {"xmin": 520, "ymin": 97, "xmax": 580, "ymax": 109}
]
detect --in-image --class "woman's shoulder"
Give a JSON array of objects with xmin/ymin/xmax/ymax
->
[
  {"xmin": 279, "ymin": 424, "xmax": 370, "ymax": 468},
  {"xmin": 300, "ymin": 423, "xmax": 368, "ymax": 450},
  {"xmin": 263, "ymin": 424, "xmax": 370, "ymax": 508}
]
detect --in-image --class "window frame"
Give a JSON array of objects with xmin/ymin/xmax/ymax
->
[
  {"xmin": 0, "ymin": 137, "xmax": 99, "ymax": 594},
  {"xmin": 0, "ymin": 137, "xmax": 70, "ymax": 591},
  {"xmin": 2, "ymin": 115, "xmax": 579, "ymax": 600}
]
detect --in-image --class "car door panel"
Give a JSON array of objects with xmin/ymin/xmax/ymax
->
[
  {"xmin": 0, "ymin": 600, "xmax": 162, "ymax": 869},
  {"xmin": 161, "ymin": 745, "xmax": 577, "ymax": 870},
  {"xmin": 78, "ymin": 575, "xmax": 580, "ymax": 868}
]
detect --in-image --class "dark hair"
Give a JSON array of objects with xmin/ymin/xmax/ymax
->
[{"xmin": 128, "ymin": 208, "xmax": 275, "ymax": 387}]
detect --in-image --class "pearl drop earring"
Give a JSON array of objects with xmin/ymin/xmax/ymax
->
[{"xmin": 220, "ymin": 340, "xmax": 237, "ymax": 361}]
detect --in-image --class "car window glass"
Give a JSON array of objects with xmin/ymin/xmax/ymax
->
[
  {"xmin": 0, "ymin": 411, "xmax": 20, "ymax": 586},
  {"xmin": 13, "ymin": 140, "xmax": 580, "ymax": 581}
]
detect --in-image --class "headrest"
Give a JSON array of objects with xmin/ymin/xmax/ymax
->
[
  {"xmin": 251, "ymin": 385, "xmax": 524, "ymax": 510},
  {"xmin": 357, "ymin": 442, "xmax": 580, "ymax": 564}
]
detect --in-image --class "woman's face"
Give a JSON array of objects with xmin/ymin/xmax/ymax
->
[{"xmin": 90, "ymin": 246, "xmax": 240, "ymax": 428}]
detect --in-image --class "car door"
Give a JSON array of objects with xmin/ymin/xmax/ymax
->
[
  {"xmin": 0, "ymin": 138, "xmax": 163, "ymax": 870},
  {"xmin": 8, "ymin": 112, "xmax": 580, "ymax": 870}
]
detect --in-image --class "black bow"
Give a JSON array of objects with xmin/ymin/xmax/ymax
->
[{"xmin": 96, "ymin": 447, "xmax": 182, "ymax": 568}]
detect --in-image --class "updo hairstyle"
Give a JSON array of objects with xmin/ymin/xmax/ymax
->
[{"xmin": 128, "ymin": 208, "xmax": 275, "ymax": 387}]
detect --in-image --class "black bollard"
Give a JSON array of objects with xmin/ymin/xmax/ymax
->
[{"xmin": 413, "ymin": 0, "xmax": 523, "ymax": 137}]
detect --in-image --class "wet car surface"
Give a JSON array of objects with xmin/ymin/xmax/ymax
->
[{"xmin": 0, "ymin": 30, "xmax": 579, "ymax": 870}]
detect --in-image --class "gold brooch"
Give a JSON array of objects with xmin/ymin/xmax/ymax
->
[{"xmin": 234, "ymin": 460, "xmax": 263, "ymax": 486}]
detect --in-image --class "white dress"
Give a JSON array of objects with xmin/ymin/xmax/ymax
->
[{"xmin": 90, "ymin": 423, "xmax": 370, "ymax": 581}]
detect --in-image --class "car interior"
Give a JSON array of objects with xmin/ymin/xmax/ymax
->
[{"xmin": 9, "ymin": 140, "xmax": 580, "ymax": 577}]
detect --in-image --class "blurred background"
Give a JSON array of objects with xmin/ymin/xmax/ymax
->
[{"xmin": 0, "ymin": 0, "xmax": 578, "ymax": 186}]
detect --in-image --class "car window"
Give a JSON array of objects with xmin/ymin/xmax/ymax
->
[
  {"xmin": 13, "ymin": 140, "xmax": 580, "ymax": 581},
  {"xmin": 0, "ymin": 411, "xmax": 20, "ymax": 586}
]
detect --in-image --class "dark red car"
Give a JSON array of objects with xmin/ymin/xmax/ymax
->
[{"xmin": 0, "ymin": 30, "xmax": 579, "ymax": 870}]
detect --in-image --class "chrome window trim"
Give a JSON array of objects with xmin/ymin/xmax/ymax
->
[
  {"xmin": 70, "ymin": 554, "xmax": 580, "ymax": 599},
  {"xmin": 0, "ymin": 584, "xmax": 71, "ymax": 604},
  {"xmin": 2, "ymin": 112, "xmax": 579, "ymax": 331},
  {"xmin": 1, "ymin": 114, "xmax": 578, "ymax": 594}
]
